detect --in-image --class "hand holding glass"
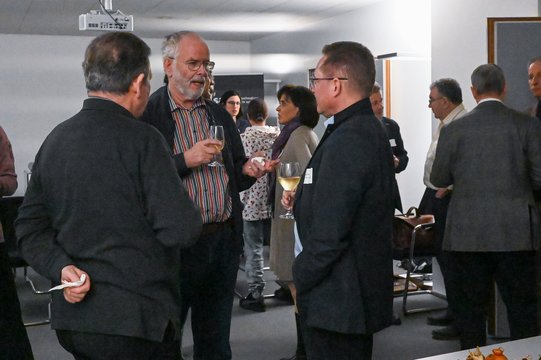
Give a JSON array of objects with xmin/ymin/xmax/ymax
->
[
  {"xmin": 278, "ymin": 162, "xmax": 301, "ymax": 219},
  {"xmin": 208, "ymin": 125, "xmax": 224, "ymax": 167}
]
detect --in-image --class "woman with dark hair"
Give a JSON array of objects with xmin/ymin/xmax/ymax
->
[
  {"xmin": 270, "ymin": 85, "xmax": 319, "ymax": 360},
  {"xmin": 219, "ymin": 90, "xmax": 250, "ymax": 133},
  {"xmin": 238, "ymin": 98, "xmax": 280, "ymax": 312}
]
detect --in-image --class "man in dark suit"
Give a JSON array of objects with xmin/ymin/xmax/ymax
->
[
  {"xmin": 15, "ymin": 32, "xmax": 202, "ymax": 359},
  {"xmin": 370, "ymin": 82, "xmax": 408, "ymax": 213},
  {"xmin": 139, "ymin": 31, "xmax": 275, "ymax": 360},
  {"xmin": 284, "ymin": 41, "xmax": 395, "ymax": 359},
  {"xmin": 431, "ymin": 63, "xmax": 541, "ymax": 349}
]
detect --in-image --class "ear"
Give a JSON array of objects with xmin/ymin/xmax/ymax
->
[
  {"xmin": 163, "ymin": 57, "xmax": 173, "ymax": 80},
  {"xmin": 470, "ymin": 85, "xmax": 478, "ymax": 100},
  {"xmin": 331, "ymin": 77, "xmax": 342, "ymax": 98},
  {"xmin": 131, "ymin": 73, "xmax": 146, "ymax": 98}
]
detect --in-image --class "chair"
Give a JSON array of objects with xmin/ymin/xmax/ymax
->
[
  {"xmin": 392, "ymin": 211, "xmax": 447, "ymax": 315},
  {"xmin": 0, "ymin": 196, "xmax": 51, "ymax": 327}
]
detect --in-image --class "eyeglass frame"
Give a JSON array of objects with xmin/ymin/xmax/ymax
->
[
  {"xmin": 428, "ymin": 97, "xmax": 445, "ymax": 105},
  {"xmin": 309, "ymin": 77, "xmax": 348, "ymax": 90},
  {"xmin": 167, "ymin": 57, "xmax": 215, "ymax": 72}
]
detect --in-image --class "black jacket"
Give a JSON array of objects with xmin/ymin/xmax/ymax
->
[
  {"xmin": 139, "ymin": 86, "xmax": 255, "ymax": 245},
  {"xmin": 293, "ymin": 98, "xmax": 395, "ymax": 335},
  {"xmin": 16, "ymin": 98, "xmax": 201, "ymax": 341},
  {"xmin": 382, "ymin": 117, "xmax": 408, "ymax": 212}
]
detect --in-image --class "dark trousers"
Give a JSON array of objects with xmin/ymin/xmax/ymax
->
[
  {"xmin": 180, "ymin": 222, "xmax": 241, "ymax": 360},
  {"xmin": 418, "ymin": 188, "xmax": 457, "ymax": 316},
  {"xmin": 299, "ymin": 315, "xmax": 373, "ymax": 360},
  {"xmin": 56, "ymin": 324, "xmax": 180, "ymax": 360},
  {"xmin": 446, "ymin": 251, "xmax": 538, "ymax": 349},
  {"xmin": 0, "ymin": 243, "xmax": 34, "ymax": 360}
]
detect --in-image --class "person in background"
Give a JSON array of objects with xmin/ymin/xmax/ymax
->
[
  {"xmin": 220, "ymin": 90, "xmax": 250, "ymax": 133},
  {"xmin": 526, "ymin": 55, "xmax": 541, "ymax": 332},
  {"xmin": 431, "ymin": 64, "xmax": 541, "ymax": 349},
  {"xmin": 285, "ymin": 41, "xmax": 395, "ymax": 359},
  {"xmin": 420, "ymin": 78, "xmax": 467, "ymax": 341},
  {"xmin": 15, "ymin": 32, "xmax": 202, "ymax": 359},
  {"xmin": 369, "ymin": 82, "xmax": 408, "ymax": 213},
  {"xmin": 202, "ymin": 71, "xmax": 215, "ymax": 101},
  {"xmin": 139, "ymin": 31, "xmax": 276, "ymax": 360},
  {"xmin": 239, "ymin": 98, "xmax": 280, "ymax": 313},
  {"xmin": 269, "ymin": 85, "xmax": 319, "ymax": 360},
  {"xmin": 0, "ymin": 126, "xmax": 34, "ymax": 360}
]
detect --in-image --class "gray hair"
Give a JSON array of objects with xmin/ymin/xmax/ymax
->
[
  {"xmin": 470, "ymin": 64, "xmax": 505, "ymax": 95},
  {"xmin": 83, "ymin": 32, "xmax": 150, "ymax": 94},
  {"xmin": 162, "ymin": 31, "xmax": 200, "ymax": 59},
  {"xmin": 371, "ymin": 81, "xmax": 381, "ymax": 95},
  {"xmin": 430, "ymin": 78, "xmax": 463, "ymax": 104}
]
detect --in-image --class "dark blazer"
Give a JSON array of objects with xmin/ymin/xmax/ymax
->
[
  {"xmin": 431, "ymin": 100, "xmax": 541, "ymax": 252},
  {"xmin": 382, "ymin": 117, "xmax": 408, "ymax": 212},
  {"xmin": 139, "ymin": 86, "xmax": 255, "ymax": 244},
  {"xmin": 16, "ymin": 98, "xmax": 202, "ymax": 342},
  {"xmin": 293, "ymin": 98, "xmax": 395, "ymax": 335}
]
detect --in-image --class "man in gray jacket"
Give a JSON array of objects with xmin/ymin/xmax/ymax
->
[{"xmin": 431, "ymin": 63, "xmax": 541, "ymax": 349}]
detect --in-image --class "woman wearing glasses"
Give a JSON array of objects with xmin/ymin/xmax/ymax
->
[{"xmin": 220, "ymin": 90, "xmax": 250, "ymax": 133}]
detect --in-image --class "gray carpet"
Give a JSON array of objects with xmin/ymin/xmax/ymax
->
[{"xmin": 15, "ymin": 263, "xmax": 504, "ymax": 360}]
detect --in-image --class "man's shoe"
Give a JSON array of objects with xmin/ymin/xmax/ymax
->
[
  {"xmin": 427, "ymin": 311, "xmax": 453, "ymax": 326},
  {"xmin": 431, "ymin": 325, "xmax": 459, "ymax": 340},
  {"xmin": 274, "ymin": 287, "xmax": 294, "ymax": 304},
  {"xmin": 240, "ymin": 293, "xmax": 266, "ymax": 312}
]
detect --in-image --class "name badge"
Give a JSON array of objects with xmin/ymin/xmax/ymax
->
[
  {"xmin": 304, "ymin": 168, "xmax": 313, "ymax": 184},
  {"xmin": 389, "ymin": 139, "xmax": 397, "ymax": 147}
]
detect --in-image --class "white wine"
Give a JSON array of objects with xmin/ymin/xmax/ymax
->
[
  {"xmin": 215, "ymin": 142, "xmax": 224, "ymax": 151},
  {"xmin": 278, "ymin": 176, "xmax": 301, "ymax": 191}
]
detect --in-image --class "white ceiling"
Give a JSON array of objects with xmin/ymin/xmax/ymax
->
[{"xmin": 0, "ymin": 0, "xmax": 382, "ymax": 41}]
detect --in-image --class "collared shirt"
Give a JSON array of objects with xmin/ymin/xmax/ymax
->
[
  {"xmin": 167, "ymin": 90, "xmax": 231, "ymax": 223},
  {"xmin": 423, "ymin": 103, "xmax": 467, "ymax": 189}
]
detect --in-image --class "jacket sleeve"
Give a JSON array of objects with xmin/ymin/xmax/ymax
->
[
  {"xmin": 141, "ymin": 131, "xmax": 202, "ymax": 248},
  {"xmin": 391, "ymin": 121, "xmax": 409, "ymax": 173},
  {"xmin": 0, "ymin": 127, "xmax": 17, "ymax": 196},
  {"xmin": 525, "ymin": 117, "xmax": 541, "ymax": 190},
  {"xmin": 15, "ymin": 149, "xmax": 73, "ymax": 282}
]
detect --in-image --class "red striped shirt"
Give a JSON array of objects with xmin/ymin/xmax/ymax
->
[{"xmin": 168, "ymin": 91, "xmax": 232, "ymax": 224}]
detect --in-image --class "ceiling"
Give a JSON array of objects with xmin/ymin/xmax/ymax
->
[{"xmin": 0, "ymin": 0, "xmax": 381, "ymax": 41}]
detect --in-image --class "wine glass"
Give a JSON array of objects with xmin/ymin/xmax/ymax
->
[
  {"xmin": 278, "ymin": 162, "xmax": 301, "ymax": 219},
  {"xmin": 208, "ymin": 125, "xmax": 224, "ymax": 167}
]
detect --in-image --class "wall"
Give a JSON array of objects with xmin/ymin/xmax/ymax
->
[
  {"xmin": 431, "ymin": 0, "xmax": 538, "ymax": 113},
  {"xmin": 0, "ymin": 34, "xmax": 250, "ymax": 195},
  {"xmin": 251, "ymin": 0, "xmax": 432, "ymax": 210}
]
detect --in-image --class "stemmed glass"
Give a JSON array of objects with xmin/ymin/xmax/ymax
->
[
  {"xmin": 208, "ymin": 125, "xmax": 224, "ymax": 167},
  {"xmin": 278, "ymin": 162, "xmax": 301, "ymax": 219}
]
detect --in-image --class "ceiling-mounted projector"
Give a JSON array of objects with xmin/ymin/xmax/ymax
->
[{"xmin": 79, "ymin": 0, "xmax": 133, "ymax": 31}]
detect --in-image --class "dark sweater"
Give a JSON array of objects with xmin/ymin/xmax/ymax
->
[{"xmin": 16, "ymin": 98, "xmax": 202, "ymax": 342}]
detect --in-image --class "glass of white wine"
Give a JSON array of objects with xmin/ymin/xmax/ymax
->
[
  {"xmin": 278, "ymin": 162, "xmax": 301, "ymax": 219},
  {"xmin": 208, "ymin": 125, "xmax": 224, "ymax": 167}
]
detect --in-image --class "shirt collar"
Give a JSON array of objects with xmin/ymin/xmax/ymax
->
[
  {"xmin": 167, "ymin": 88, "xmax": 207, "ymax": 113},
  {"xmin": 442, "ymin": 103, "xmax": 466, "ymax": 125}
]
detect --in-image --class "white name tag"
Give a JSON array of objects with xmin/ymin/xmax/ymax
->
[
  {"xmin": 304, "ymin": 168, "xmax": 313, "ymax": 184},
  {"xmin": 389, "ymin": 139, "xmax": 397, "ymax": 147}
]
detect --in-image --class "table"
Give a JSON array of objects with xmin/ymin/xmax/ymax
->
[{"xmin": 416, "ymin": 335, "xmax": 541, "ymax": 360}]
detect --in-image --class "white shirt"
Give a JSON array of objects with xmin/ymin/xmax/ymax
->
[{"xmin": 423, "ymin": 103, "xmax": 467, "ymax": 189}]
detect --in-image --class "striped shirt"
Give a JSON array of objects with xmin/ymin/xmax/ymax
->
[{"xmin": 167, "ymin": 91, "xmax": 232, "ymax": 224}]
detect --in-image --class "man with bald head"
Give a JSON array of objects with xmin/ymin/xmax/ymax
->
[{"xmin": 140, "ymin": 31, "xmax": 274, "ymax": 360}]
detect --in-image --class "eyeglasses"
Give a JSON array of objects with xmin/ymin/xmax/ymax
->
[
  {"xmin": 227, "ymin": 101, "xmax": 240, "ymax": 106},
  {"xmin": 309, "ymin": 77, "xmax": 348, "ymax": 90},
  {"xmin": 428, "ymin": 97, "xmax": 444, "ymax": 104},
  {"xmin": 168, "ymin": 57, "xmax": 215, "ymax": 72}
]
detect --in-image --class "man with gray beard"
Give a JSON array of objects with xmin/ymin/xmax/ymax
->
[{"xmin": 140, "ymin": 31, "xmax": 275, "ymax": 360}]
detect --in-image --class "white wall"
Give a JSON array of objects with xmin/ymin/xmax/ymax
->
[
  {"xmin": 0, "ymin": 34, "xmax": 250, "ymax": 195},
  {"xmin": 251, "ymin": 0, "xmax": 432, "ymax": 210},
  {"xmin": 431, "ymin": 0, "xmax": 538, "ymax": 113}
]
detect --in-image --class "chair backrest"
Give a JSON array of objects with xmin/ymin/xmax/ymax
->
[{"xmin": 0, "ymin": 196, "xmax": 26, "ymax": 268}]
